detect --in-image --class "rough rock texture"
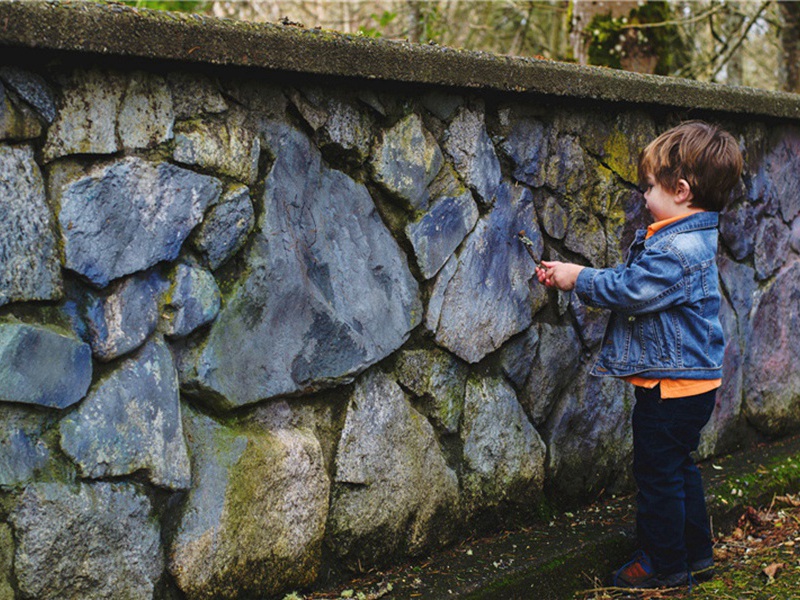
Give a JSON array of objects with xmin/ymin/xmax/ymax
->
[
  {"xmin": 59, "ymin": 336, "xmax": 191, "ymax": 490},
  {"xmin": 190, "ymin": 184, "xmax": 254, "ymax": 270},
  {"xmin": 545, "ymin": 373, "xmax": 634, "ymax": 500},
  {"xmin": 499, "ymin": 111, "xmax": 549, "ymax": 188},
  {"xmin": 429, "ymin": 182, "xmax": 546, "ymax": 363},
  {"xmin": 327, "ymin": 370, "xmax": 459, "ymax": 564},
  {"xmin": 118, "ymin": 70, "xmax": 174, "ymax": 149},
  {"xmin": 10, "ymin": 481, "xmax": 163, "ymax": 600},
  {"xmin": 394, "ymin": 347, "xmax": 468, "ymax": 434},
  {"xmin": 443, "ymin": 107, "xmax": 501, "ymax": 204},
  {"xmin": 0, "ymin": 523, "xmax": 12, "ymax": 600},
  {"xmin": 177, "ymin": 123, "xmax": 421, "ymax": 409},
  {"xmin": 0, "ymin": 66, "xmax": 57, "ymax": 123},
  {"xmin": 406, "ymin": 188, "xmax": 479, "ymax": 280},
  {"xmin": 162, "ymin": 260, "xmax": 220, "ymax": 338},
  {"xmin": 43, "ymin": 68, "xmax": 126, "ymax": 161},
  {"xmin": 748, "ymin": 129, "xmax": 800, "ymax": 223},
  {"xmin": 460, "ymin": 375, "xmax": 546, "ymax": 518},
  {"xmin": 168, "ymin": 405, "xmax": 329, "ymax": 600},
  {"xmin": 0, "ymin": 323, "xmax": 91, "ymax": 409},
  {"xmin": 744, "ymin": 261, "xmax": 800, "ymax": 435},
  {"xmin": 52, "ymin": 157, "xmax": 221, "ymax": 287},
  {"xmin": 173, "ymin": 106, "xmax": 260, "ymax": 184},
  {"xmin": 754, "ymin": 217, "xmax": 791, "ymax": 280},
  {"xmin": 0, "ymin": 403, "xmax": 57, "ymax": 488},
  {"xmin": 66, "ymin": 271, "xmax": 162, "ymax": 361},
  {"xmin": 370, "ymin": 113, "xmax": 443, "ymax": 211},
  {"xmin": 0, "ymin": 81, "xmax": 41, "ymax": 140},
  {"xmin": 720, "ymin": 200, "xmax": 756, "ymax": 260},
  {"xmin": 0, "ymin": 144, "xmax": 61, "ymax": 306},
  {"xmin": 168, "ymin": 72, "xmax": 228, "ymax": 119}
]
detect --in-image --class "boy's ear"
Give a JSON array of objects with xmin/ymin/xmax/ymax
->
[{"xmin": 675, "ymin": 178, "xmax": 694, "ymax": 204}]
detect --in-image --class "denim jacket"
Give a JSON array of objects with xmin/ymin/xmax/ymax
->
[{"xmin": 574, "ymin": 211, "xmax": 724, "ymax": 380}]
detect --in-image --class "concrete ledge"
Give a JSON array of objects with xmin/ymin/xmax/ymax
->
[{"xmin": 2, "ymin": 0, "xmax": 800, "ymax": 120}]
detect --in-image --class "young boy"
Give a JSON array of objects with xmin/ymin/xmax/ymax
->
[{"xmin": 536, "ymin": 120, "xmax": 743, "ymax": 588}]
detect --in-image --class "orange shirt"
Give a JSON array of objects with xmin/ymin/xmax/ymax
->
[{"xmin": 623, "ymin": 213, "xmax": 721, "ymax": 399}]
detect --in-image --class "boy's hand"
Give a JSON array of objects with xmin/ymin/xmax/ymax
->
[{"xmin": 536, "ymin": 260, "xmax": 584, "ymax": 291}]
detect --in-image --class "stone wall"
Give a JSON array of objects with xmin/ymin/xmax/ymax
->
[{"xmin": 3, "ymin": 4, "xmax": 800, "ymax": 600}]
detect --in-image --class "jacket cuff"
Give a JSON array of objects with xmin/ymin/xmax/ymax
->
[{"xmin": 574, "ymin": 267, "xmax": 597, "ymax": 303}]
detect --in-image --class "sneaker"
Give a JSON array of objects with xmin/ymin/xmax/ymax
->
[
  {"xmin": 610, "ymin": 550, "xmax": 689, "ymax": 589},
  {"xmin": 689, "ymin": 556, "xmax": 715, "ymax": 582}
]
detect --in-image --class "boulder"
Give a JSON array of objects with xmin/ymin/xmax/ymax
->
[
  {"xmin": 117, "ymin": 70, "xmax": 174, "ymax": 149},
  {"xmin": 744, "ymin": 261, "xmax": 800, "ymax": 435},
  {"xmin": 327, "ymin": 370, "xmax": 459, "ymax": 563},
  {"xmin": 66, "ymin": 271, "xmax": 162, "ymax": 361},
  {"xmin": 0, "ymin": 403, "xmax": 57, "ymax": 488},
  {"xmin": 168, "ymin": 72, "xmax": 228, "ymax": 119},
  {"xmin": 443, "ymin": 107, "xmax": 501, "ymax": 204},
  {"xmin": 0, "ymin": 322, "xmax": 91, "ymax": 409},
  {"xmin": 52, "ymin": 157, "xmax": 221, "ymax": 287},
  {"xmin": 370, "ymin": 113, "xmax": 443, "ymax": 211},
  {"xmin": 59, "ymin": 336, "xmax": 191, "ymax": 491},
  {"xmin": 168, "ymin": 405, "xmax": 329, "ymax": 600},
  {"xmin": 460, "ymin": 375, "xmax": 546, "ymax": 519},
  {"xmin": 43, "ymin": 68, "xmax": 125, "ymax": 161},
  {"xmin": 162, "ymin": 260, "xmax": 220, "ymax": 338},
  {"xmin": 0, "ymin": 66, "xmax": 56, "ymax": 123},
  {"xmin": 0, "ymin": 81, "xmax": 41, "ymax": 140},
  {"xmin": 754, "ymin": 217, "xmax": 790, "ymax": 280},
  {"xmin": 544, "ymin": 372, "xmax": 634, "ymax": 500},
  {"xmin": 0, "ymin": 144, "xmax": 61, "ymax": 306},
  {"xmin": 10, "ymin": 481, "xmax": 163, "ymax": 600},
  {"xmin": 429, "ymin": 182, "xmax": 546, "ymax": 363},
  {"xmin": 394, "ymin": 347, "xmax": 468, "ymax": 434},
  {"xmin": 173, "ymin": 106, "xmax": 260, "ymax": 184},
  {"xmin": 190, "ymin": 185, "xmax": 255, "ymax": 270},
  {"xmin": 176, "ymin": 123, "xmax": 420, "ymax": 409}
]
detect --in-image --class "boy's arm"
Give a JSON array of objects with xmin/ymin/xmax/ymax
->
[{"xmin": 573, "ymin": 248, "xmax": 686, "ymax": 314}]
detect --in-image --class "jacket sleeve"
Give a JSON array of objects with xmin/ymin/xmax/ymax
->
[{"xmin": 574, "ymin": 247, "xmax": 686, "ymax": 315}]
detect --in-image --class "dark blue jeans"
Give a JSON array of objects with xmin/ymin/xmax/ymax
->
[{"xmin": 632, "ymin": 385, "xmax": 716, "ymax": 576}]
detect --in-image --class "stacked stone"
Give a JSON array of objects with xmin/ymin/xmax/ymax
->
[{"xmin": 1, "ymin": 61, "xmax": 799, "ymax": 600}]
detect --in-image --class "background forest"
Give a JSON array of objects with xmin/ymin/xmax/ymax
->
[{"xmin": 117, "ymin": 1, "xmax": 800, "ymax": 93}]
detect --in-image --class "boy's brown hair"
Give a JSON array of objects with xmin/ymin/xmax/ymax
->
[{"xmin": 638, "ymin": 120, "xmax": 743, "ymax": 212}]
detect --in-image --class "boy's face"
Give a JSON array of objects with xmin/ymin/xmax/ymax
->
[{"xmin": 642, "ymin": 174, "xmax": 684, "ymax": 221}]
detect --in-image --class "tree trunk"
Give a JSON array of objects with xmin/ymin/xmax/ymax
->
[{"xmin": 780, "ymin": 1, "xmax": 800, "ymax": 92}]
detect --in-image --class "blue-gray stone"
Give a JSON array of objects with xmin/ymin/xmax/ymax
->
[
  {"xmin": 564, "ymin": 209, "xmax": 607, "ymax": 268},
  {"xmin": 162, "ymin": 260, "xmax": 220, "ymax": 338},
  {"xmin": 421, "ymin": 91, "xmax": 463, "ymax": 121},
  {"xmin": 754, "ymin": 217, "xmax": 790, "ymax": 280},
  {"xmin": 371, "ymin": 113, "xmax": 443, "ymax": 211},
  {"xmin": 406, "ymin": 189, "xmax": 478, "ymax": 280},
  {"xmin": 0, "ymin": 323, "xmax": 91, "ymax": 409},
  {"xmin": 59, "ymin": 336, "xmax": 191, "ymax": 491},
  {"xmin": 747, "ymin": 129, "xmax": 800, "ymax": 223},
  {"xmin": 429, "ymin": 182, "xmax": 546, "ymax": 363},
  {"xmin": 54, "ymin": 157, "xmax": 221, "ymax": 287},
  {"xmin": 190, "ymin": 184, "xmax": 255, "ymax": 270},
  {"xmin": 443, "ymin": 107, "xmax": 501, "ymax": 204},
  {"xmin": 43, "ymin": 69, "xmax": 126, "ymax": 161},
  {"xmin": 117, "ymin": 71, "xmax": 174, "ymax": 150},
  {"xmin": 537, "ymin": 193, "xmax": 568, "ymax": 240},
  {"xmin": 546, "ymin": 134, "xmax": 588, "ymax": 194},
  {"xmin": 460, "ymin": 375, "xmax": 546, "ymax": 518},
  {"xmin": 0, "ymin": 404, "xmax": 56, "ymax": 489},
  {"xmin": 500, "ymin": 116, "xmax": 549, "ymax": 188},
  {"xmin": 720, "ymin": 200, "xmax": 756, "ymax": 260},
  {"xmin": 744, "ymin": 260, "xmax": 800, "ymax": 436},
  {"xmin": 0, "ymin": 145, "xmax": 61, "ymax": 307},
  {"xmin": 10, "ymin": 481, "xmax": 163, "ymax": 600},
  {"xmin": 173, "ymin": 106, "xmax": 260, "ymax": 184},
  {"xmin": 168, "ymin": 405, "xmax": 329, "ymax": 598},
  {"xmin": 0, "ymin": 66, "xmax": 56, "ymax": 123},
  {"xmin": 328, "ymin": 370, "xmax": 459, "ymax": 563},
  {"xmin": 544, "ymin": 372, "xmax": 634, "ymax": 500},
  {"xmin": 718, "ymin": 253, "xmax": 757, "ymax": 322},
  {"xmin": 66, "ymin": 271, "xmax": 162, "ymax": 361},
  {"xmin": 176, "ymin": 123, "xmax": 421, "ymax": 409}
]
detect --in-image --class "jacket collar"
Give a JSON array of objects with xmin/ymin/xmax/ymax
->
[{"xmin": 637, "ymin": 211, "xmax": 719, "ymax": 246}]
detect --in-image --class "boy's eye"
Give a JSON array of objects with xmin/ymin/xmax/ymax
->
[{"xmin": 638, "ymin": 184, "xmax": 653, "ymax": 194}]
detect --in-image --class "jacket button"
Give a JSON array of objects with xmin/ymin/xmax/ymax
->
[{"xmin": 628, "ymin": 316, "xmax": 636, "ymax": 322}]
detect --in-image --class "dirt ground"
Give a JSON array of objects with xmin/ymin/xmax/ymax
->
[{"xmin": 574, "ymin": 493, "xmax": 800, "ymax": 600}]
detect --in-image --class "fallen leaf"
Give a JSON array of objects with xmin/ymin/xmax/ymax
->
[{"xmin": 762, "ymin": 562, "xmax": 785, "ymax": 581}]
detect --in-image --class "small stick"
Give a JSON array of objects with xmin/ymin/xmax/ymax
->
[{"xmin": 517, "ymin": 230, "xmax": 543, "ymax": 269}]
